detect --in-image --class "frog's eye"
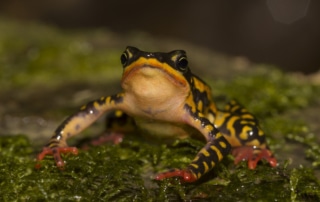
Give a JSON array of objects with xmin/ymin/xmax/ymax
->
[
  {"xmin": 120, "ymin": 51, "xmax": 129, "ymax": 67},
  {"xmin": 177, "ymin": 56, "xmax": 188, "ymax": 72}
]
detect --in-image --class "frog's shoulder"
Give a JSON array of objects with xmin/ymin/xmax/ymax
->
[
  {"xmin": 189, "ymin": 74, "xmax": 212, "ymax": 94},
  {"xmin": 184, "ymin": 73, "xmax": 214, "ymax": 115}
]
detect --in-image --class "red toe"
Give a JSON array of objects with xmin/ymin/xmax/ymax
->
[
  {"xmin": 155, "ymin": 169, "xmax": 197, "ymax": 183},
  {"xmin": 232, "ymin": 146, "xmax": 277, "ymax": 169},
  {"xmin": 35, "ymin": 147, "xmax": 79, "ymax": 169}
]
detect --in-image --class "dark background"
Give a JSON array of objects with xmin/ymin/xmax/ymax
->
[{"xmin": 1, "ymin": 0, "xmax": 319, "ymax": 73}]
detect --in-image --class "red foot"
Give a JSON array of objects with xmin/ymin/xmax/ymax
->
[
  {"xmin": 155, "ymin": 169, "xmax": 197, "ymax": 183},
  {"xmin": 81, "ymin": 132, "xmax": 124, "ymax": 150},
  {"xmin": 232, "ymin": 146, "xmax": 277, "ymax": 169},
  {"xmin": 35, "ymin": 147, "xmax": 78, "ymax": 169},
  {"xmin": 91, "ymin": 132, "xmax": 123, "ymax": 146}
]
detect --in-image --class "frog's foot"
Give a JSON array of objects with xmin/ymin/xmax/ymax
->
[
  {"xmin": 91, "ymin": 132, "xmax": 123, "ymax": 146},
  {"xmin": 232, "ymin": 146, "xmax": 277, "ymax": 169},
  {"xmin": 81, "ymin": 132, "xmax": 124, "ymax": 150},
  {"xmin": 155, "ymin": 169, "xmax": 197, "ymax": 183},
  {"xmin": 35, "ymin": 147, "xmax": 78, "ymax": 169}
]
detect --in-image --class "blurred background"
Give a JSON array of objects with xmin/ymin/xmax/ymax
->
[{"xmin": 1, "ymin": 0, "xmax": 319, "ymax": 73}]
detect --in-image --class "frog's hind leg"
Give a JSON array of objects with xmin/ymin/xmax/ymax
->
[
  {"xmin": 217, "ymin": 100, "xmax": 277, "ymax": 169},
  {"xmin": 82, "ymin": 110, "xmax": 135, "ymax": 148}
]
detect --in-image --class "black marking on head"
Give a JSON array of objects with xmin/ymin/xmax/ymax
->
[{"xmin": 121, "ymin": 46, "xmax": 193, "ymax": 77}]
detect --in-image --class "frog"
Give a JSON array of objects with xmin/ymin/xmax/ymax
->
[{"xmin": 36, "ymin": 46, "xmax": 277, "ymax": 183}]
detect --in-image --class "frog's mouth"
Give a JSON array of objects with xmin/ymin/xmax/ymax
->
[{"xmin": 121, "ymin": 57, "xmax": 188, "ymax": 88}]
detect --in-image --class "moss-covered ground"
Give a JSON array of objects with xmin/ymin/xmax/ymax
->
[{"xmin": 1, "ymin": 18, "xmax": 320, "ymax": 201}]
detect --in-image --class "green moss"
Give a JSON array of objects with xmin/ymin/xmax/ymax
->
[
  {"xmin": 1, "ymin": 18, "xmax": 320, "ymax": 201},
  {"xmin": 211, "ymin": 67, "xmax": 318, "ymax": 117},
  {"xmin": 1, "ymin": 135, "xmax": 320, "ymax": 201}
]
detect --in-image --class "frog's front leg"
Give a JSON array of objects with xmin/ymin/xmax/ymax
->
[
  {"xmin": 155, "ymin": 107, "xmax": 231, "ymax": 183},
  {"xmin": 36, "ymin": 93, "xmax": 125, "ymax": 168}
]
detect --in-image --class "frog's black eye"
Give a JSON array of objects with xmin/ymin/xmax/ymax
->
[
  {"xmin": 177, "ymin": 56, "xmax": 188, "ymax": 72},
  {"xmin": 120, "ymin": 51, "xmax": 129, "ymax": 67}
]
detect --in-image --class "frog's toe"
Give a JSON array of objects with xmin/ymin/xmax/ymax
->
[
  {"xmin": 36, "ymin": 147, "xmax": 78, "ymax": 169},
  {"xmin": 256, "ymin": 149, "xmax": 277, "ymax": 168},
  {"xmin": 155, "ymin": 169, "xmax": 197, "ymax": 183},
  {"xmin": 232, "ymin": 146, "xmax": 277, "ymax": 169},
  {"xmin": 87, "ymin": 132, "xmax": 124, "ymax": 148}
]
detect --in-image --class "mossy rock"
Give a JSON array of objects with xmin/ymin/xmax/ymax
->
[{"xmin": 1, "ymin": 18, "xmax": 320, "ymax": 201}]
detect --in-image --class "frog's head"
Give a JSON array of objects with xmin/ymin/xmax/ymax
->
[{"xmin": 120, "ymin": 46, "xmax": 192, "ymax": 104}]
